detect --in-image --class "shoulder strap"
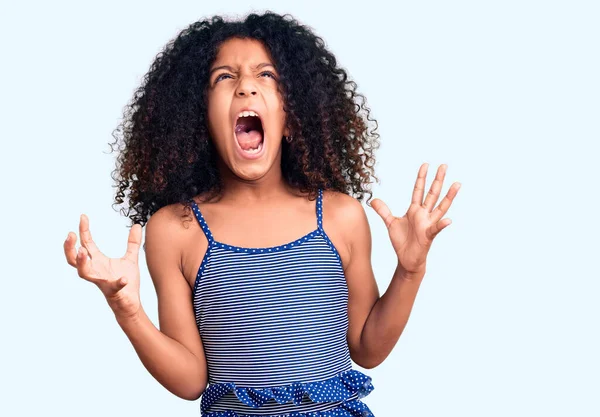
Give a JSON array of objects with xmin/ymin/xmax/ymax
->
[
  {"xmin": 316, "ymin": 188, "xmax": 323, "ymax": 231},
  {"xmin": 189, "ymin": 199, "xmax": 214, "ymax": 245}
]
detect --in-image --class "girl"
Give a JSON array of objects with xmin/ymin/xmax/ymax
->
[{"xmin": 63, "ymin": 11, "xmax": 460, "ymax": 417}]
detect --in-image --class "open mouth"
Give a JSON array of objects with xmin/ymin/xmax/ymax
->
[{"xmin": 234, "ymin": 115, "xmax": 264, "ymax": 155}]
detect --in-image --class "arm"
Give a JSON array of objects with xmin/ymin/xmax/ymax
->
[
  {"xmin": 346, "ymin": 163, "xmax": 460, "ymax": 369},
  {"xmin": 117, "ymin": 207, "xmax": 208, "ymax": 400},
  {"xmin": 341, "ymin": 197, "xmax": 425, "ymax": 369}
]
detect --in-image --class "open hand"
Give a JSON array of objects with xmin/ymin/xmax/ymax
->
[
  {"xmin": 64, "ymin": 214, "xmax": 143, "ymax": 321},
  {"xmin": 371, "ymin": 163, "xmax": 461, "ymax": 274}
]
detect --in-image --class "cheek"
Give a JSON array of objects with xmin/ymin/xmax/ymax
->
[
  {"xmin": 206, "ymin": 96, "xmax": 231, "ymax": 140},
  {"xmin": 265, "ymin": 93, "xmax": 287, "ymax": 129}
]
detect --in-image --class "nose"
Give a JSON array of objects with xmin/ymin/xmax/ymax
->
[{"xmin": 235, "ymin": 75, "xmax": 258, "ymax": 97}]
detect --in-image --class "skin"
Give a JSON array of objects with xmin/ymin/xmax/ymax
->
[{"xmin": 63, "ymin": 36, "xmax": 461, "ymax": 398}]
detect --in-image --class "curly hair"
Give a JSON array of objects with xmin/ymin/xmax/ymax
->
[{"xmin": 109, "ymin": 11, "xmax": 380, "ymax": 226}]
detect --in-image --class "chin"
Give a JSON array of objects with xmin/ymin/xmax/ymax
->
[{"xmin": 233, "ymin": 156, "xmax": 282, "ymax": 182}]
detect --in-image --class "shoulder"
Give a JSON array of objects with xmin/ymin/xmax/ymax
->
[
  {"xmin": 144, "ymin": 201, "xmax": 195, "ymax": 253},
  {"xmin": 321, "ymin": 190, "xmax": 371, "ymax": 267},
  {"xmin": 145, "ymin": 200, "xmax": 211, "ymax": 290},
  {"xmin": 321, "ymin": 189, "xmax": 368, "ymax": 228}
]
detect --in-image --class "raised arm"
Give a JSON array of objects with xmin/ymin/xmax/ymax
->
[
  {"xmin": 65, "ymin": 208, "xmax": 208, "ymax": 401},
  {"xmin": 342, "ymin": 163, "xmax": 460, "ymax": 368}
]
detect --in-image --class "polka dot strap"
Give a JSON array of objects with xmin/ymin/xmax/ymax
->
[
  {"xmin": 189, "ymin": 199, "xmax": 214, "ymax": 244},
  {"xmin": 317, "ymin": 188, "xmax": 324, "ymax": 230}
]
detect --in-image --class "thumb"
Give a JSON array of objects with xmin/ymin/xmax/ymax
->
[
  {"xmin": 123, "ymin": 224, "xmax": 143, "ymax": 262},
  {"xmin": 109, "ymin": 276, "xmax": 128, "ymax": 294},
  {"xmin": 371, "ymin": 198, "xmax": 395, "ymax": 228}
]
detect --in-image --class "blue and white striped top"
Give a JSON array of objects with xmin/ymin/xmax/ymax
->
[{"xmin": 189, "ymin": 189, "xmax": 374, "ymax": 417}]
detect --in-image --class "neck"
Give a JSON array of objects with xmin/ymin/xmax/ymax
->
[{"xmin": 217, "ymin": 159, "xmax": 293, "ymax": 204}]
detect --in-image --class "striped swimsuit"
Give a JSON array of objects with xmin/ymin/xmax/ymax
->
[{"xmin": 189, "ymin": 189, "xmax": 374, "ymax": 417}]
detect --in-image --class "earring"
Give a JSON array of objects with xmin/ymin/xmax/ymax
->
[{"xmin": 286, "ymin": 135, "xmax": 293, "ymax": 143}]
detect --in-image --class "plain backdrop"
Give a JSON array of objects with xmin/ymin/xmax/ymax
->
[{"xmin": 1, "ymin": 0, "xmax": 598, "ymax": 416}]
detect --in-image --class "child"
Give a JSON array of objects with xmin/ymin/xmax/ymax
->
[{"xmin": 63, "ymin": 11, "xmax": 460, "ymax": 417}]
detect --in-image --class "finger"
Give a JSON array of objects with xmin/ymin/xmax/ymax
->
[
  {"xmin": 107, "ymin": 276, "xmax": 128, "ymax": 295},
  {"xmin": 123, "ymin": 224, "xmax": 143, "ymax": 262},
  {"xmin": 75, "ymin": 246, "xmax": 99, "ymax": 282},
  {"xmin": 423, "ymin": 164, "xmax": 447, "ymax": 212},
  {"xmin": 79, "ymin": 214, "xmax": 101, "ymax": 258},
  {"xmin": 411, "ymin": 163, "xmax": 429, "ymax": 206},
  {"xmin": 370, "ymin": 198, "xmax": 395, "ymax": 229},
  {"xmin": 64, "ymin": 232, "xmax": 78, "ymax": 267},
  {"xmin": 431, "ymin": 182, "xmax": 461, "ymax": 223},
  {"xmin": 428, "ymin": 218, "xmax": 452, "ymax": 239}
]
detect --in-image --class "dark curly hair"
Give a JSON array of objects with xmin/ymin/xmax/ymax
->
[{"xmin": 109, "ymin": 11, "xmax": 380, "ymax": 226}]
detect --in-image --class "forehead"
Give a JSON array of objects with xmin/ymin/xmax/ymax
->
[{"xmin": 211, "ymin": 37, "xmax": 273, "ymax": 67}]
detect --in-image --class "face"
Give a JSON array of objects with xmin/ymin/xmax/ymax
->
[{"xmin": 206, "ymin": 37, "xmax": 289, "ymax": 182}]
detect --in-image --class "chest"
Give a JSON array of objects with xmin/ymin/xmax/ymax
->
[{"xmin": 180, "ymin": 208, "xmax": 351, "ymax": 291}]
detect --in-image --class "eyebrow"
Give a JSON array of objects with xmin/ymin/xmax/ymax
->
[{"xmin": 209, "ymin": 62, "xmax": 275, "ymax": 77}]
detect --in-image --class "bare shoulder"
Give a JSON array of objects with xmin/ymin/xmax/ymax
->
[
  {"xmin": 145, "ymin": 200, "xmax": 209, "ymax": 290},
  {"xmin": 144, "ymin": 202, "xmax": 194, "ymax": 252},
  {"xmin": 321, "ymin": 190, "xmax": 367, "ymax": 223},
  {"xmin": 321, "ymin": 190, "xmax": 371, "ymax": 269}
]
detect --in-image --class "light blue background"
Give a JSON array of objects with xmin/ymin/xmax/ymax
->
[{"xmin": 1, "ymin": 0, "xmax": 598, "ymax": 416}]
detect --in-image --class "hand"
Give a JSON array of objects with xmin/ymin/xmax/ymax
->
[
  {"xmin": 371, "ymin": 163, "xmax": 461, "ymax": 274},
  {"xmin": 64, "ymin": 214, "xmax": 143, "ymax": 321}
]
